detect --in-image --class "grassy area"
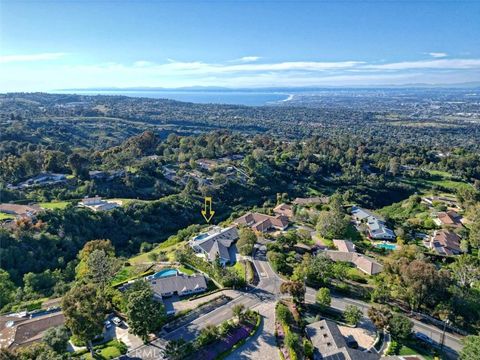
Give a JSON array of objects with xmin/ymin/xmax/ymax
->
[
  {"xmin": 82, "ymin": 340, "xmax": 128, "ymax": 360},
  {"xmin": 233, "ymin": 261, "xmax": 246, "ymax": 281},
  {"xmin": 39, "ymin": 201, "xmax": 71, "ymax": 209},
  {"xmin": 0, "ymin": 213, "xmax": 15, "ymax": 220},
  {"xmin": 130, "ymin": 236, "xmax": 183, "ymax": 265},
  {"xmin": 398, "ymin": 343, "xmax": 436, "ymax": 360},
  {"xmin": 401, "ymin": 171, "xmax": 471, "ymax": 194},
  {"xmin": 312, "ymin": 233, "xmax": 334, "ymax": 248},
  {"xmin": 178, "ymin": 265, "xmax": 195, "ymax": 275}
]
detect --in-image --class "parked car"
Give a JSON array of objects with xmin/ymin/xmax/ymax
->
[
  {"xmin": 415, "ymin": 332, "xmax": 434, "ymax": 345},
  {"xmin": 112, "ymin": 317, "xmax": 122, "ymax": 326}
]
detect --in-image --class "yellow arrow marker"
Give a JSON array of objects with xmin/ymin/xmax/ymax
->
[{"xmin": 201, "ymin": 197, "xmax": 215, "ymax": 223}]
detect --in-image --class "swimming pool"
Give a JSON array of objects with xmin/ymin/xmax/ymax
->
[
  {"xmin": 151, "ymin": 268, "xmax": 179, "ymax": 279},
  {"xmin": 193, "ymin": 233, "xmax": 209, "ymax": 241},
  {"xmin": 375, "ymin": 243, "xmax": 397, "ymax": 251}
]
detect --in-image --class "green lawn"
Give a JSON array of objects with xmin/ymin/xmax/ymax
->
[
  {"xmin": 0, "ymin": 213, "xmax": 15, "ymax": 220},
  {"xmin": 178, "ymin": 265, "xmax": 195, "ymax": 275},
  {"xmin": 233, "ymin": 261, "xmax": 246, "ymax": 281},
  {"xmin": 39, "ymin": 201, "xmax": 71, "ymax": 209}
]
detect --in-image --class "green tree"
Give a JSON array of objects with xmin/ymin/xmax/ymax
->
[
  {"xmin": 43, "ymin": 325, "xmax": 70, "ymax": 354},
  {"xmin": 460, "ymin": 335, "xmax": 480, "ymax": 360},
  {"xmin": 368, "ymin": 305, "xmax": 392, "ymax": 331},
  {"xmin": 237, "ymin": 227, "xmax": 257, "ymax": 255},
  {"xmin": 126, "ymin": 283, "xmax": 166, "ymax": 342},
  {"xmin": 276, "ymin": 303, "xmax": 293, "ymax": 325},
  {"xmin": 280, "ymin": 281, "xmax": 306, "ymax": 305},
  {"xmin": 62, "ymin": 284, "xmax": 107, "ymax": 357},
  {"xmin": 162, "ymin": 339, "xmax": 194, "ymax": 360},
  {"xmin": 344, "ymin": 305, "xmax": 362, "ymax": 326},
  {"xmin": 0, "ymin": 269, "xmax": 15, "ymax": 310},
  {"xmin": 85, "ymin": 249, "xmax": 119, "ymax": 289},
  {"xmin": 316, "ymin": 210, "xmax": 350, "ymax": 240},
  {"xmin": 196, "ymin": 324, "xmax": 219, "ymax": 346},
  {"xmin": 232, "ymin": 304, "xmax": 245, "ymax": 321},
  {"xmin": 388, "ymin": 314, "xmax": 413, "ymax": 341},
  {"xmin": 315, "ymin": 288, "xmax": 331, "ymax": 309}
]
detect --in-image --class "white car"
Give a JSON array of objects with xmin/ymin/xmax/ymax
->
[{"xmin": 112, "ymin": 317, "xmax": 122, "ymax": 326}]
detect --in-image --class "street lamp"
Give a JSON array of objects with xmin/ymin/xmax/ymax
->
[{"xmin": 440, "ymin": 318, "xmax": 451, "ymax": 351}]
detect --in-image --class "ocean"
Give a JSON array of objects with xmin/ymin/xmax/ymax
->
[{"xmin": 54, "ymin": 90, "xmax": 290, "ymax": 106}]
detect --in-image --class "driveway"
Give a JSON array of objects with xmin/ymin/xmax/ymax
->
[{"xmin": 225, "ymin": 300, "xmax": 279, "ymax": 360}]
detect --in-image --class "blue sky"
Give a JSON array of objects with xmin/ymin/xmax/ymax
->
[{"xmin": 1, "ymin": 0, "xmax": 479, "ymax": 91}]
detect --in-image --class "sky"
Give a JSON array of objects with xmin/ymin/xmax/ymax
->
[{"xmin": 1, "ymin": 0, "xmax": 480, "ymax": 91}]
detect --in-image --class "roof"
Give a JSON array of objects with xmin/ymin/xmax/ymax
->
[
  {"xmin": 432, "ymin": 230, "xmax": 462, "ymax": 254},
  {"xmin": 0, "ymin": 204, "xmax": 40, "ymax": 216},
  {"xmin": 234, "ymin": 212, "xmax": 289, "ymax": 231},
  {"xmin": 324, "ymin": 251, "xmax": 383, "ymax": 275},
  {"xmin": 273, "ymin": 203, "xmax": 294, "ymax": 218},
  {"xmin": 333, "ymin": 240, "xmax": 355, "ymax": 253},
  {"xmin": 150, "ymin": 274, "xmax": 207, "ymax": 296},
  {"xmin": 306, "ymin": 320, "xmax": 380, "ymax": 360},
  {"xmin": 0, "ymin": 312, "xmax": 64, "ymax": 349},
  {"xmin": 192, "ymin": 226, "xmax": 238, "ymax": 262},
  {"xmin": 437, "ymin": 211, "xmax": 461, "ymax": 226}
]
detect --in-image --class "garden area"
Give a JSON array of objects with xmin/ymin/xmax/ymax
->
[{"xmin": 194, "ymin": 309, "xmax": 260, "ymax": 360}]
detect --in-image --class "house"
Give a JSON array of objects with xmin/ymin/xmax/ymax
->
[
  {"xmin": 234, "ymin": 212, "xmax": 289, "ymax": 233},
  {"xmin": 352, "ymin": 206, "xmax": 395, "ymax": 241},
  {"xmin": 273, "ymin": 203, "xmax": 294, "ymax": 218},
  {"xmin": 293, "ymin": 196, "xmax": 329, "ymax": 206},
  {"xmin": 196, "ymin": 159, "xmax": 218, "ymax": 171},
  {"xmin": 9, "ymin": 173, "xmax": 67, "ymax": 190},
  {"xmin": 434, "ymin": 210, "xmax": 463, "ymax": 227},
  {"xmin": 306, "ymin": 320, "xmax": 380, "ymax": 360},
  {"xmin": 148, "ymin": 273, "xmax": 207, "ymax": 299},
  {"xmin": 190, "ymin": 226, "xmax": 239, "ymax": 265},
  {"xmin": 78, "ymin": 196, "xmax": 120, "ymax": 212},
  {"xmin": 0, "ymin": 204, "xmax": 40, "ymax": 219},
  {"xmin": 0, "ymin": 312, "xmax": 65, "ymax": 349},
  {"xmin": 428, "ymin": 230, "xmax": 462, "ymax": 255},
  {"xmin": 324, "ymin": 240, "xmax": 383, "ymax": 275}
]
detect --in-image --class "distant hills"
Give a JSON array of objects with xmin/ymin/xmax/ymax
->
[{"xmin": 59, "ymin": 82, "xmax": 480, "ymax": 92}]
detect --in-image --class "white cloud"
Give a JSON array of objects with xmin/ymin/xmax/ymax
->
[
  {"xmin": 2, "ymin": 54, "xmax": 480, "ymax": 91},
  {"xmin": 428, "ymin": 52, "xmax": 448, "ymax": 58},
  {"xmin": 365, "ymin": 59, "xmax": 480, "ymax": 70},
  {"xmin": 0, "ymin": 52, "xmax": 66, "ymax": 63},
  {"xmin": 230, "ymin": 56, "xmax": 261, "ymax": 63}
]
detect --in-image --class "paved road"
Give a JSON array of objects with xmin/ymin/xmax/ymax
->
[
  {"xmin": 304, "ymin": 287, "xmax": 464, "ymax": 355},
  {"xmin": 124, "ymin": 252, "xmax": 464, "ymax": 359}
]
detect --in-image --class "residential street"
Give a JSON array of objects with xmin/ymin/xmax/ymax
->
[{"xmin": 122, "ymin": 252, "xmax": 464, "ymax": 359}]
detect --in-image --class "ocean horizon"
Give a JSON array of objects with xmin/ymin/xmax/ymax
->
[{"xmin": 51, "ymin": 90, "xmax": 291, "ymax": 106}]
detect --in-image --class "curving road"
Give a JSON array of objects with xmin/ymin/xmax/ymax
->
[{"xmin": 123, "ymin": 251, "xmax": 464, "ymax": 359}]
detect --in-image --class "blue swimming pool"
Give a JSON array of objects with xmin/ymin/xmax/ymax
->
[
  {"xmin": 375, "ymin": 243, "xmax": 397, "ymax": 251},
  {"xmin": 194, "ymin": 233, "xmax": 209, "ymax": 241},
  {"xmin": 151, "ymin": 268, "xmax": 178, "ymax": 279}
]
